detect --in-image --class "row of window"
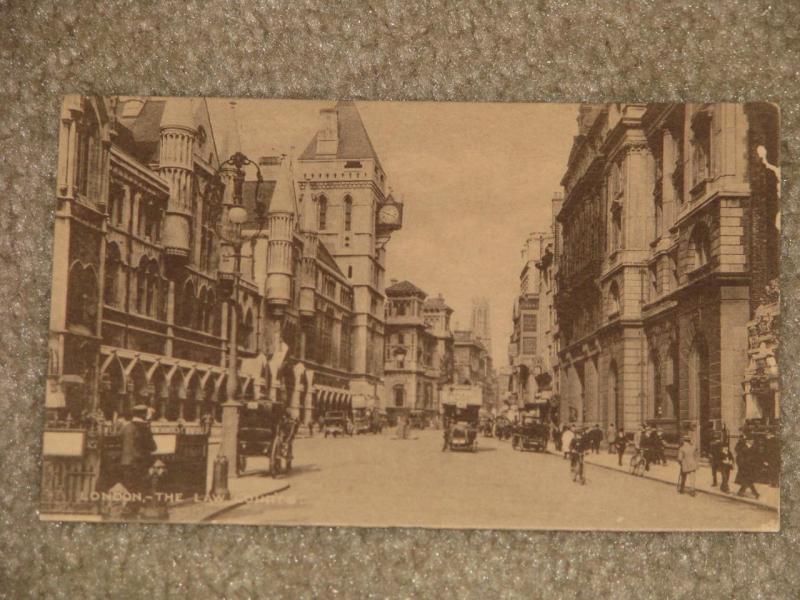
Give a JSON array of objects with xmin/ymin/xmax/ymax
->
[
  {"xmin": 107, "ymin": 182, "xmax": 165, "ymax": 244},
  {"xmin": 316, "ymin": 194, "xmax": 353, "ymax": 232}
]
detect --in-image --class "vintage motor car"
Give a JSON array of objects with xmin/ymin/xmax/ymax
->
[
  {"xmin": 511, "ymin": 412, "xmax": 549, "ymax": 452},
  {"xmin": 237, "ymin": 400, "xmax": 296, "ymax": 478},
  {"xmin": 443, "ymin": 405, "xmax": 479, "ymax": 452},
  {"xmin": 352, "ymin": 409, "xmax": 372, "ymax": 435},
  {"xmin": 323, "ymin": 410, "xmax": 351, "ymax": 438},
  {"xmin": 480, "ymin": 415, "xmax": 495, "ymax": 437},
  {"xmin": 441, "ymin": 384, "xmax": 482, "ymax": 452},
  {"xmin": 494, "ymin": 416, "xmax": 513, "ymax": 440}
]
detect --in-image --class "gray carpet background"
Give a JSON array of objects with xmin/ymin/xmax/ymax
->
[{"xmin": 1, "ymin": 1, "xmax": 799, "ymax": 598}]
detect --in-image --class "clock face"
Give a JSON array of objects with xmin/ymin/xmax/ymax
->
[{"xmin": 380, "ymin": 204, "xmax": 400, "ymax": 224}]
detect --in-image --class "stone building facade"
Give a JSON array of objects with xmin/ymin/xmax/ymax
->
[
  {"xmin": 383, "ymin": 281, "xmax": 454, "ymax": 420},
  {"xmin": 46, "ymin": 96, "xmax": 403, "ymax": 431},
  {"xmin": 297, "ymin": 102, "xmax": 404, "ymax": 410},
  {"xmin": 454, "ymin": 329, "xmax": 497, "ymax": 409},
  {"xmin": 554, "ymin": 103, "xmax": 779, "ymax": 453},
  {"xmin": 507, "ymin": 232, "xmax": 548, "ymax": 407}
]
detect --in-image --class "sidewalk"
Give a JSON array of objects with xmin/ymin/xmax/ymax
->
[
  {"xmin": 546, "ymin": 443, "xmax": 779, "ymax": 512},
  {"xmin": 168, "ymin": 472, "xmax": 291, "ymax": 523}
]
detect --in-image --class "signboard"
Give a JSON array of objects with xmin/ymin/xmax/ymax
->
[
  {"xmin": 442, "ymin": 385, "xmax": 483, "ymax": 407},
  {"xmin": 42, "ymin": 430, "xmax": 85, "ymax": 457},
  {"xmin": 153, "ymin": 433, "xmax": 177, "ymax": 455}
]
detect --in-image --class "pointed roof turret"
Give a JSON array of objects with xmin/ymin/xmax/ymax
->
[
  {"xmin": 160, "ymin": 97, "xmax": 196, "ymax": 131},
  {"xmin": 267, "ymin": 154, "xmax": 297, "ymax": 216},
  {"xmin": 299, "ymin": 101, "xmax": 382, "ymax": 167}
]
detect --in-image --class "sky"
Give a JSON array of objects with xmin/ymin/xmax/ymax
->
[{"xmin": 208, "ymin": 99, "xmax": 578, "ymax": 366}]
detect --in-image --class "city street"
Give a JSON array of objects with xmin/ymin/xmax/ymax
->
[{"xmin": 214, "ymin": 429, "xmax": 777, "ymax": 531}]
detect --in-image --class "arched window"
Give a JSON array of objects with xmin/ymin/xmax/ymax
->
[
  {"xmin": 651, "ymin": 351, "xmax": 663, "ymax": 418},
  {"xmin": 196, "ymin": 287, "xmax": 207, "ymax": 331},
  {"xmin": 608, "ymin": 281, "xmax": 621, "ymax": 317},
  {"xmin": 394, "ymin": 385, "xmax": 405, "ymax": 408},
  {"xmin": 147, "ymin": 261, "xmax": 159, "ymax": 317},
  {"xmin": 67, "ymin": 263, "xmax": 98, "ymax": 331},
  {"xmin": 181, "ymin": 280, "xmax": 195, "ymax": 326},
  {"xmin": 76, "ymin": 106, "xmax": 100, "ymax": 198},
  {"xmin": 136, "ymin": 258, "xmax": 148, "ymax": 314},
  {"xmin": 344, "ymin": 195, "xmax": 353, "ymax": 231},
  {"xmin": 243, "ymin": 308, "xmax": 254, "ymax": 350},
  {"xmin": 205, "ymin": 290, "xmax": 217, "ymax": 334},
  {"xmin": 318, "ymin": 195, "xmax": 328, "ymax": 230},
  {"xmin": 103, "ymin": 243, "xmax": 121, "ymax": 307},
  {"xmin": 691, "ymin": 223, "xmax": 711, "ymax": 269}
]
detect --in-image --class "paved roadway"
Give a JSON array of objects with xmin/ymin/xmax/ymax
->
[{"xmin": 215, "ymin": 429, "xmax": 777, "ymax": 531}]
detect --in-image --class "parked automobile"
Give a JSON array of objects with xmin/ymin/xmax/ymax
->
[
  {"xmin": 352, "ymin": 410, "xmax": 372, "ymax": 435},
  {"xmin": 511, "ymin": 412, "xmax": 549, "ymax": 452},
  {"xmin": 323, "ymin": 411, "xmax": 351, "ymax": 438}
]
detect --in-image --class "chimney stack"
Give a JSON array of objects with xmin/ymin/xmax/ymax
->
[{"xmin": 316, "ymin": 108, "xmax": 338, "ymax": 156}]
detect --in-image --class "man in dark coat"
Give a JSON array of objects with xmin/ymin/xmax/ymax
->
[
  {"xmin": 590, "ymin": 424, "xmax": 602, "ymax": 454},
  {"xmin": 735, "ymin": 437, "xmax": 761, "ymax": 499},
  {"xmin": 614, "ymin": 428, "xmax": 627, "ymax": 467},
  {"xmin": 120, "ymin": 405, "xmax": 157, "ymax": 497}
]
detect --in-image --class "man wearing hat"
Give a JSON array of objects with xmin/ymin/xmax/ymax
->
[
  {"xmin": 120, "ymin": 404, "xmax": 157, "ymax": 509},
  {"xmin": 677, "ymin": 435, "xmax": 698, "ymax": 496}
]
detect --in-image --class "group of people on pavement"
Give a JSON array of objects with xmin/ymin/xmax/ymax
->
[{"xmin": 550, "ymin": 420, "xmax": 772, "ymax": 501}]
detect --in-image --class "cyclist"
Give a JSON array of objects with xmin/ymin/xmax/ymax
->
[{"xmin": 569, "ymin": 429, "xmax": 588, "ymax": 484}]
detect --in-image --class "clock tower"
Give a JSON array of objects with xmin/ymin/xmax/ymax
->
[{"xmin": 297, "ymin": 101, "xmax": 403, "ymax": 409}]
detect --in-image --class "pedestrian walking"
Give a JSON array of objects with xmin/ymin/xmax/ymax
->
[
  {"xmin": 554, "ymin": 424, "xmax": 564, "ymax": 452},
  {"xmin": 735, "ymin": 437, "xmax": 762, "ymax": 499},
  {"xmin": 677, "ymin": 436, "xmax": 698, "ymax": 496},
  {"xmin": 719, "ymin": 446, "xmax": 734, "ymax": 493},
  {"xmin": 590, "ymin": 424, "xmax": 602, "ymax": 454},
  {"xmin": 550, "ymin": 422, "xmax": 560, "ymax": 451},
  {"xmin": 640, "ymin": 426, "xmax": 654, "ymax": 471},
  {"xmin": 120, "ymin": 404, "xmax": 157, "ymax": 516},
  {"xmin": 561, "ymin": 426, "xmax": 575, "ymax": 460},
  {"xmin": 709, "ymin": 433, "xmax": 724, "ymax": 488},
  {"xmin": 606, "ymin": 423, "xmax": 616, "ymax": 454},
  {"xmin": 652, "ymin": 429, "xmax": 667, "ymax": 466},
  {"xmin": 634, "ymin": 424, "xmax": 646, "ymax": 452},
  {"xmin": 614, "ymin": 428, "xmax": 627, "ymax": 466}
]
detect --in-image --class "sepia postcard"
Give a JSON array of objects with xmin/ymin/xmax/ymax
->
[{"xmin": 41, "ymin": 97, "xmax": 780, "ymax": 531}]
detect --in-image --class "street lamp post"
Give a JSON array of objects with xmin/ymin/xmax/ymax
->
[{"xmin": 206, "ymin": 152, "xmax": 265, "ymax": 499}]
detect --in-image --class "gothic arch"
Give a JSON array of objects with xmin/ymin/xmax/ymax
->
[
  {"xmin": 66, "ymin": 261, "xmax": 99, "ymax": 331},
  {"xmin": 103, "ymin": 242, "xmax": 122, "ymax": 307}
]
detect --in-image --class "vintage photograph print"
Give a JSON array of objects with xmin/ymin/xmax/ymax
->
[{"xmin": 41, "ymin": 98, "xmax": 780, "ymax": 530}]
